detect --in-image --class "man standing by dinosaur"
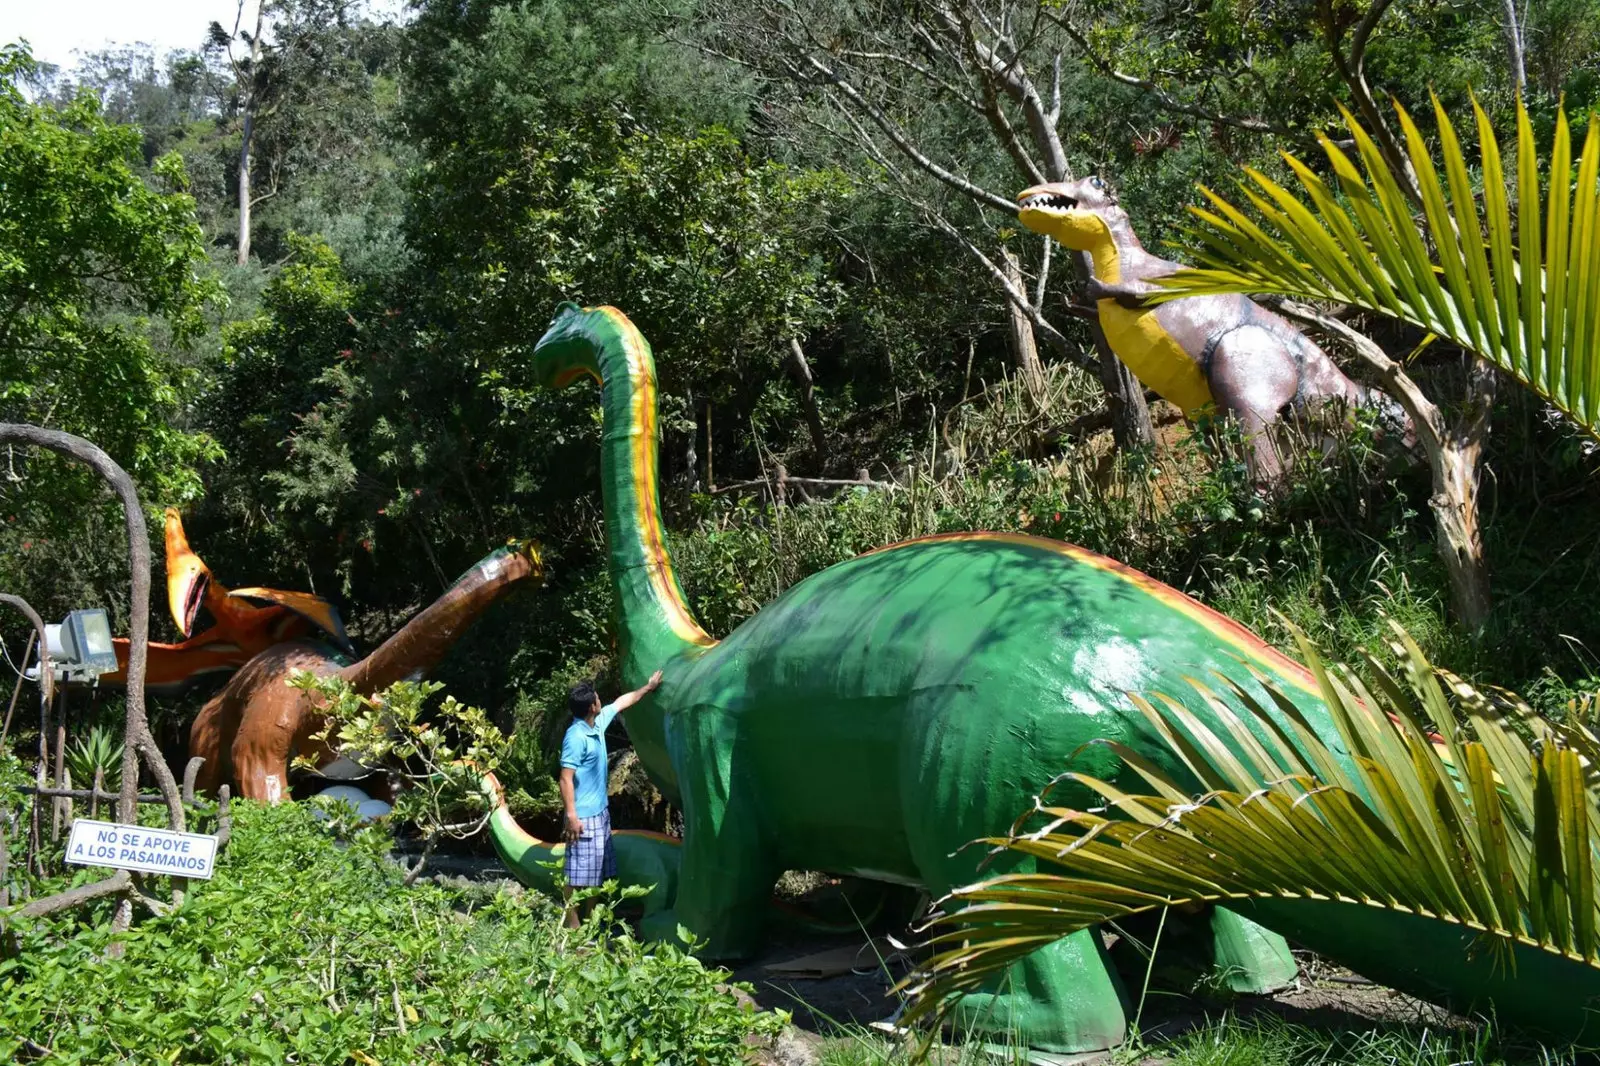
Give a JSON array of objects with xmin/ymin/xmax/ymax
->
[{"xmin": 560, "ymin": 670, "xmax": 664, "ymax": 927}]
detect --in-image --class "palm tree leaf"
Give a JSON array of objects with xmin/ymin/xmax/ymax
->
[
  {"xmin": 1470, "ymin": 97, "xmax": 1524, "ymax": 380},
  {"xmin": 1151, "ymin": 94, "xmax": 1600, "ymax": 438},
  {"xmin": 1547, "ymin": 109, "xmax": 1574, "ymax": 411},
  {"xmin": 1394, "ymin": 101, "xmax": 1475, "ymax": 344},
  {"xmin": 1466, "ymin": 742, "xmax": 1523, "ymax": 932},
  {"xmin": 1431, "ymin": 92, "xmax": 1496, "ymax": 354}
]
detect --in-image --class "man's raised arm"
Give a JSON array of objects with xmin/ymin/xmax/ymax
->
[{"xmin": 610, "ymin": 670, "xmax": 663, "ymax": 714}]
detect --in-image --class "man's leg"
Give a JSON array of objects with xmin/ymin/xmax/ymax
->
[
  {"xmin": 563, "ymin": 812, "xmax": 605, "ymax": 928},
  {"xmin": 563, "ymin": 886, "xmax": 581, "ymax": 929}
]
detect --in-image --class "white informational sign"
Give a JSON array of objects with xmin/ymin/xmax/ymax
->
[{"xmin": 65, "ymin": 818, "xmax": 219, "ymax": 880}]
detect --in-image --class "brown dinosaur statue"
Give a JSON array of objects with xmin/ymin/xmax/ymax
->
[
  {"xmin": 1017, "ymin": 176, "xmax": 1411, "ymax": 482},
  {"xmin": 189, "ymin": 541, "xmax": 542, "ymax": 801}
]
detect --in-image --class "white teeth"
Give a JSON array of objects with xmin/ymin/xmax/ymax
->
[{"xmin": 1020, "ymin": 193, "xmax": 1075, "ymax": 210}]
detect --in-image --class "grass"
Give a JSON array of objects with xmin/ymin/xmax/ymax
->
[
  {"xmin": 807, "ymin": 1015, "xmax": 1582, "ymax": 1066},
  {"xmin": 1154, "ymin": 1015, "xmax": 1581, "ymax": 1066}
]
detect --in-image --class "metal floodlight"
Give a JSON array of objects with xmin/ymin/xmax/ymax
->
[{"xmin": 44, "ymin": 608, "xmax": 119, "ymax": 680}]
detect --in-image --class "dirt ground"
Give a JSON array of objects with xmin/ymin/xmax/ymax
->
[
  {"xmin": 725, "ymin": 925, "xmax": 1463, "ymax": 1043},
  {"xmin": 423, "ymin": 851, "xmax": 1466, "ymax": 1059}
]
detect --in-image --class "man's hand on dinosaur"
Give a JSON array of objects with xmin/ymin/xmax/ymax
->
[{"xmin": 613, "ymin": 670, "xmax": 666, "ymax": 714}]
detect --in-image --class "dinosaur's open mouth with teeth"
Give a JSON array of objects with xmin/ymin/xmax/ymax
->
[{"xmin": 1019, "ymin": 192, "xmax": 1078, "ymax": 211}]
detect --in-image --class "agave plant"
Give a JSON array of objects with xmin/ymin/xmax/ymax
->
[
  {"xmin": 1160, "ymin": 94, "xmax": 1600, "ymax": 436},
  {"xmin": 903, "ymin": 622, "xmax": 1600, "ymax": 1042},
  {"xmin": 65, "ymin": 725, "xmax": 123, "ymax": 794}
]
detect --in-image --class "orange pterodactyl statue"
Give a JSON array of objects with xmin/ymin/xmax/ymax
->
[
  {"xmin": 99, "ymin": 509, "xmax": 353, "ymax": 696},
  {"xmin": 189, "ymin": 541, "xmax": 543, "ymax": 801}
]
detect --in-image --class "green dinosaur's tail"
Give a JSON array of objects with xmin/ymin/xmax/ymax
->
[
  {"xmin": 531, "ymin": 304, "xmax": 714, "ymax": 688},
  {"xmin": 480, "ymin": 770, "xmax": 680, "ymax": 918},
  {"xmin": 479, "ymin": 771, "xmax": 900, "ymax": 935}
]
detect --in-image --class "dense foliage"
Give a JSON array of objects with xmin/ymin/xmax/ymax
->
[
  {"xmin": 0, "ymin": 802, "xmax": 781, "ymax": 1063},
  {"xmin": 0, "ymin": 44, "xmax": 221, "ymax": 613}
]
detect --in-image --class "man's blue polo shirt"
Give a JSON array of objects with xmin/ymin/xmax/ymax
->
[{"xmin": 559, "ymin": 703, "xmax": 619, "ymax": 818}]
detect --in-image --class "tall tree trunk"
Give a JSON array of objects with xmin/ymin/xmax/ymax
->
[
  {"xmin": 787, "ymin": 338, "xmax": 828, "ymax": 456},
  {"xmin": 1001, "ymin": 248, "xmax": 1047, "ymax": 405},
  {"xmin": 686, "ymin": 401, "xmax": 701, "ymax": 492},
  {"xmin": 703, "ymin": 401, "xmax": 714, "ymax": 490},
  {"xmin": 1429, "ymin": 434, "xmax": 1491, "ymax": 633},
  {"xmin": 1066, "ymin": 252, "xmax": 1153, "ymax": 448},
  {"xmin": 1501, "ymin": 0, "xmax": 1526, "ymax": 90},
  {"xmin": 237, "ymin": 108, "xmax": 254, "ymax": 265},
  {"xmin": 235, "ymin": 0, "xmax": 266, "ymax": 267}
]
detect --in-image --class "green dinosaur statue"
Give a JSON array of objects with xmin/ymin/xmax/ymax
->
[
  {"xmin": 528, "ymin": 302, "xmax": 1375, "ymax": 1053},
  {"xmin": 1016, "ymin": 176, "xmax": 1413, "ymax": 483}
]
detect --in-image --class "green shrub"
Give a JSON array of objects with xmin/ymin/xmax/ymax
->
[
  {"xmin": 0, "ymin": 802, "xmax": 781, "ymax": 1063},
  {"xmin": 63, "ymin": 726, "xmax": 123, "ymax": 794}
]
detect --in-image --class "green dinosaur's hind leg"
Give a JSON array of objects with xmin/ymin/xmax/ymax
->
[
  {"xmin": 913, "ymin": 845, "xmax": 1128, "ymax": 1052},
  {"xmin": 1208, "ymin": 906, "xmax": 1297, "ymax": 994},
  {"xmin": 946, "ymin": 927, "xmax": 1129, "ymax": 1054}
]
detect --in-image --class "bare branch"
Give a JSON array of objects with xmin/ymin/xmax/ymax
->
[
  {"xmin": 1044, "ymin": 10, "xmax": 1288, "ymax": 135},
  {"xmin": 19, "ymin": 869, "xmax": 131, "ymax": 918},
  {"xmin": 977, "ymin": 62, "xmax": 1047, "ymax": 184},
  {"xmin": 947, "ymin": 8, "xmax": 1072, "ymax": 179},
  {"xmin": 924, "ymin": 211, "xmax": 1095, "ymax": 373},
  {"xmin": 803, "ymin": 53, "xmax": 1018, "ymax": 214},
  {"xmin": 1034, "ymin": 236, "xmax": 1052, "ymax": 312},
  {"xmin": 1350, "ymin": 0, "xmax": 1398, "ymax": 75},
  {"xmin": 836, "ymin": 49, "xmax": 985, "ymax": 115},
  {"xmin": 714, "ymin": 474, "xmax": 901, "ymax": 496},
  {"xmin": 1318, "ymin": 0, "xmax": 1422, "ymax": 207},
  {"xmin": 1048, "ymin": 51, "xmax": 1062, "ymax": 125},
  {"xmin": 1498, "ymin": 0, "xmax": 1526, "ymax": 89},
  {"xmin": 0, "ymin": 425, "xmax": 181, "ymax": 831}
]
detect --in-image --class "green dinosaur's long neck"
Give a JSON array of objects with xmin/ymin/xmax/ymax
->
[{"xmin": 533, "ymin": 305, "xmax": 714, "ymax": 686}]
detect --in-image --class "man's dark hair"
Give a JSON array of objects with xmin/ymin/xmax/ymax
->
[{"xmin": 568, "ymin": 681, "xmax": 599, "ymax": 720}]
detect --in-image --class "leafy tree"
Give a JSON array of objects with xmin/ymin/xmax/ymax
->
[
  {"xmin": 0, "ymin": 44, "xmax": 221, "ymax": 621},
  {"xmin": 205, "ymin": 0, "xmax": 405, "ymax": 265},
  {"xmin": 294, "ymin": 673, "xmax": 510, "ymax": 882}
]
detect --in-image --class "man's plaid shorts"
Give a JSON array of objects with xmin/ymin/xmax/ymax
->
[{"xmin": 564, "ymin": 808, "xmax": 617, "ymax": 887}]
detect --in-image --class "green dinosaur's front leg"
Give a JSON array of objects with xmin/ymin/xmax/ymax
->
[{"xmin": 646, "ymin": 706, "xmax": 778, "ymax": 959}]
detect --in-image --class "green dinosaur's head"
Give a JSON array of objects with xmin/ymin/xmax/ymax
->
[
  {"xmin": 1016, "ymin": 177, "xmax": 1122, "ymax": 253},
  {"xmin": 531, "ymin": 301, "xmax": 605, "ymax": 389}
]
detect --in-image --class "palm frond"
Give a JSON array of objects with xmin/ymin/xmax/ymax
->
[
  {"xmin": 1157, "ymin": 95, "xmax": 1600, "ymax": 435},
  {"xmin": 903, "ymin": 620, "xmax": 1600, "ymax": 1041}
]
